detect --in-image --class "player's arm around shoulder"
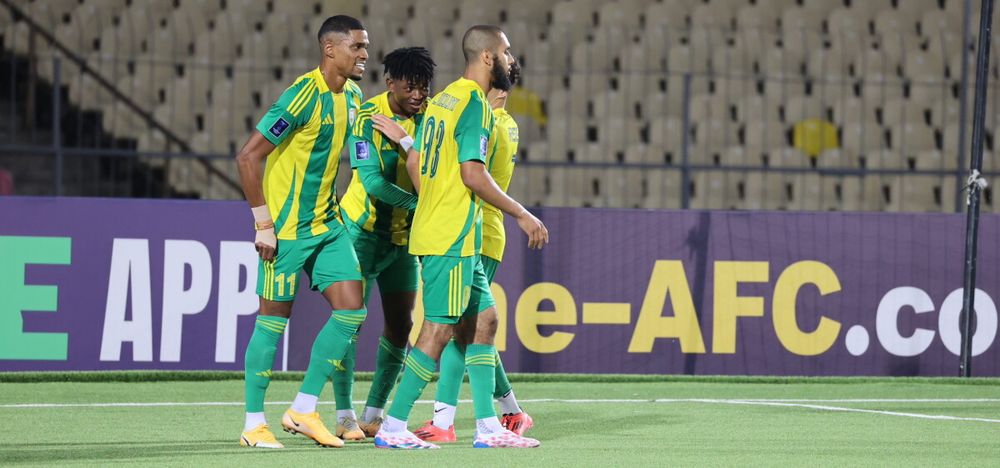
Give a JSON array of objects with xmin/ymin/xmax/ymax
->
[{"xmin": 371, "ymin": 113, "xmax": 422, "ymax": 194}]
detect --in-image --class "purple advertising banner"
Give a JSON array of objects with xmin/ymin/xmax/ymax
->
[{"xmin": 2, "ymin": 196, "xmax": 999, "ymax": 376}]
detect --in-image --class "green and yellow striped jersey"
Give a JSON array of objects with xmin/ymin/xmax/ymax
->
[
  {"xmin": 255, "ymin": 67, "xmax": 362, "ymax": 240},
  {"xmin": 481, "ymin": 107, "xmax": 519, "ymax": 262},
  {"xmin": 340, "ymin": 91, "xmax": 423, "ymax": 246},
  {"xmin": 409, "ymin": 78, "xmax": 494, "ymax": 257}
]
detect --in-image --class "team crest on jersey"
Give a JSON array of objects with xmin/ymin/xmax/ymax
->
[
  {"xmin": 480, "ymin": 135, "xmax": 489, "ymax": 157},
  {"xmin": 269, "ymin": 118, "xmax": 289, "ymax": 137},
  {"xmin": 349, "ymin": 108, "xmax": 357, "ymax": 127},
  {"xmin": 355, "ymin": 141, "xmax": 369, "ymax": 160}
]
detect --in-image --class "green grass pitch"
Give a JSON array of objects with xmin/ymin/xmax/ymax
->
[{"xmin": 1, "ymin": 373, "xmax": 999, "ymax": 466}]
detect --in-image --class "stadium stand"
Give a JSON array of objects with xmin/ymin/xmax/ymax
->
[{"xmin": 1, "ymin": 0, "xmax": 997, "ymax": 211}]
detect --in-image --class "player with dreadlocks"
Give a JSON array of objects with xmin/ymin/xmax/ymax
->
[{"xmin": 330, "ymin": 46, "xmax": 436, "ymax": 440}]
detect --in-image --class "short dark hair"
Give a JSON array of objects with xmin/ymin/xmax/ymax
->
[
  {"xmin": 462, "ymin": 25, "xmax": 504, "ymax": 63},
  {"xmin": 317, "ymin": 15, "xmax": 364, "ymax": 42},
  {"xmin": 383, "ymin": 47, "xmax": 436, "ymax": 87}
]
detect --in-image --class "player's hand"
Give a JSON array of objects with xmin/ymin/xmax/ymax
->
[
  {"xmin": 372, "ymin": 114, "xmax": 409, "ymax": 144},
  {"xmin": 516, "ymin": 210, "xmax": 549, "ymax": 250},
  {"xmin": 255, "ymin": 227, "xmax": 277, "ymax": 261}
]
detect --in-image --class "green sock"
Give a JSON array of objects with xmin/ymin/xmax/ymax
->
[
  {"xmin": 386, "ymin": 347, "xmax": 436, "ymax": 421},
  {"xmin": 365, "ymin": 336, "xmax": 406, "ymax": 409},
  {"xmin": 299, "ymin": 308, "xmax": 367, "ymax": 396},
  {"xmin": 493, "ymin": 350, "xmax": 512, "ymax": 398},
  {"xmin": 331, "ymin": 334, "xmax": 358, "ymax": 411},
  {"xmin": 465, "ymin": 343, "xmax": 497, "ymax": 420},
  {"xmin": 434, "ymin": 339, "xmax": 465, "ymax": 406},
  {"xmin": 244, "ymin": 316, "xmax": 287, "ymax": 412}
]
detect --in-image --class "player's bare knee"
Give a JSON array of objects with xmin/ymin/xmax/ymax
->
[
  {"xmin": 258, "ymin": 298, "xmax": 293, "ymax": 318},
  {"xmin": 412, "ymin": 320, "xmax": 455, "ymax": 360},
  {"xmin": 383, "ymin": 319, "xmax": 412, "ymax": 347},
  {"xmin": 472, "ymin": 307, "xmax": 499, "ymax": 344}
]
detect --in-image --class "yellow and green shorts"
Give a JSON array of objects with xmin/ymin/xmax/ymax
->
[
  {"xmin": 419, "ymin": 254, "xmax": 495, "ymax": 324},
  {"xmin": 256, "ymin": 224, "xmax": 362, "ymax": 302}
]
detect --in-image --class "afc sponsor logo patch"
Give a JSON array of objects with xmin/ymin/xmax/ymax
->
[
  {"xmin": 355, "ymin": 141, "xmax": 370, "ymax": 160},
  {"xmin": 269, "ymin": 118, "xmax": 290, "ymax": 137},
  {"xmin": 480, "ymin": 135, "xmax": 489, "ymax": 157},
  {"xmin": 507, "ymin": 126, "xmax": 519, "ymax": 142}
]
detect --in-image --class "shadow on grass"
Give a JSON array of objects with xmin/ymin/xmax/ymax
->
[{"xmin": 0, "ymin": 439, "xmax": 343, "ymax": 464}]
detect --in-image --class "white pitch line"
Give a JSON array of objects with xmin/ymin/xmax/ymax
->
[
  {"xmin": 3, "ymin": 398, "xmax": 1000, "ymax": 409},
  {"xmin": 703, "ymin": 399, "xmax": 1000, "ymax": 424}
]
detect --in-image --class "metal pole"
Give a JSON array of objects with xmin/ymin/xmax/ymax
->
[
  {"xmin": 959, "ymin": 0, "xmax": 995, "ymax": 377},
  {"xmin": 53, "ymin": 56, "xmax": 62, "ymax": 196},
  {"xmin": 956, "ymin": 0, "xmax": 974, "ymax": 212},
  {"xmin": 680, "ymin": 73, "xmax": 692, "ymax": 209}
]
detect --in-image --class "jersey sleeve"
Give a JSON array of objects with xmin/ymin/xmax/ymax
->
[
  {"xmin": 255, "ymin": 79, "xmax": 316, "ymax": 146},
  {"xmin": 349, "ymin": 105, "xmax": 381, "ymax": 169},
  {"xmin": 454, "ymin": 91, "xmax": 492, "ymax": 164}
]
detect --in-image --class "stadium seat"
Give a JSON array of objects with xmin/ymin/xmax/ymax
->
[
  {"xmin": 827, "ymin": 8, "xmax": 869, "ymax": 36},
  {"xmin": 839, "ymin": 176, "xmax": 884, "ymax": 211},
  {"xmin": 895, "ymin": 175, "xmax": 948, "ymax": 212},
  {"xmin": 828, "ymin": 28, "xmax": 868, "ymax": 64},
  {"xmin": 762, "ymin": 77, "xmax": 807, "ymax": 105},
  {"xmin": 904, "ymin": 52, "xmax": 947, "ymax": 81},
  {"xmin": 732, "ymin": 28, "xmax": 779, "ymax": 65},
  {"xmin": 691, "ymin": 2, "xmax": 733, "ymax": 30},
  {"xmin": 852, "ymin": 49, "xmax": 896, "ymax": 78},
  {"xmin": 745, "ymin": 119, "xmax": 788, "ymax": 152},
  {"xmin": 788, "ymin": 172, "xmax": 824, "ymax": 211},
  {"xmin": 865, "ymin": 149, "xmax": 905, "ymax": 170},
  {"xmin": 642, "ymin": 169, "xmax": 683, "ymax": 209},
  {"xmin": 859, "ymin": 75, "xmax": 905, "ymax": 118},
  {"xmin": 569, "ymin": 72, "xmax": 609, "ymax": 98},
  {"xmin": 909, "ymin": 80, "xmax": 951, "ymax": 116},
  {"xmin": 689, "ymin": 170, "xmax": 732, "ymax": 210},
  {"xmin": 831, "ymin": 97, "xmax": 868, "ymax": 126},
  {"xmin": 431, "ymin": 35, "xmax": 463, "ymax": 76},
  {"xmin": 647, "ymin": 116, "xmax": 685, "ymax": 164},
  {"xmin": 756, "ymin": 0, "xmax": 797, "ymax": 11},
  {"xmin": 889, "ymin": 122, "xmax": 936, "ymax": 154},
  {"xmin": 598, "ymin": 1, "xmax": 643, "ymax": 30},
  {"xmin": 667, "ymin": 45, "xmax": 709, "ymax": 74},
  {"xmin": 807, "ymin": 48, "xmax": 852, "ymax": 80},
  {"xmin": 873, "ymin": 9, "xmax": 913, "ymax": 37},
  {"xmin": 720, "ymin": 145, "xmax": 762, "ymax": 167},
  {"xmin": 914, "ymin": 149, "xmax": 957, "ymax": 171},
  {"xmin": 714, "ymin": 76, "xmax": 756, "ymax": 104},
  {"xmin": 101, "ymin": 102, "xmax": 147, "ymax": 140},
  {"xmin": 768, "ymin": 147, "xmax": 808, "ymax": 168},
  {"xmin": 737, "ymin": 95, "xmax": 782, "ymax": 125},
  {"xmin": 740, "ymin": 171, "xmax": 788, "ymax": 210},
  {"xmin": 711, "ymin": 46, "xmax": 754, "ymax": 76},
  {"xmin": 760, "ymin": 47, "xmax": 804, "ymax": 77},
  {"xmin": 784, "ymin": 95, "xmax": 824, "ymax": 123},
  {"xmin": 920, "ymin": 9, "xmax": 959, "ymax": 37},
  {"xmin": 840, "ymin": 122, "xmax": 885, "ymax": 157},
  {"xmin": 781, "ymin": 7, "xmax": 825, "ymax": 38},
  {"xmin": 881, "ymin": 98, "xmax": 927, "ymax": 127},
  {"xmin": 546, "ymin": 116, "xmax": 587, "ymax": 162},
  {"xmin": 881, "ymin": 32, "xmax": 924, "ymax": 71},
  {"xmin": 690, "ymin": 93, "xmax": 731, "ymax": 123},
  {"xmin": 816, "ymin": 148, "xmax": 860, "ymax": 170},
  {"xmin": 735, "ymin": 5, "xmax": 779, "ymax": 31},
  {"xmin": 692, "ymin": 119, "xmax": 739, "ymax": 164}
]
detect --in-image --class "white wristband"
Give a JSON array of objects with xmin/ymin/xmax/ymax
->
[
  {"xmin": 251, "ymin": 205, "xmax": 272, "ymax": 223},
  {"xmin": 400, "ymin": 135, "xmax": 414, "ymax": 152}
]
